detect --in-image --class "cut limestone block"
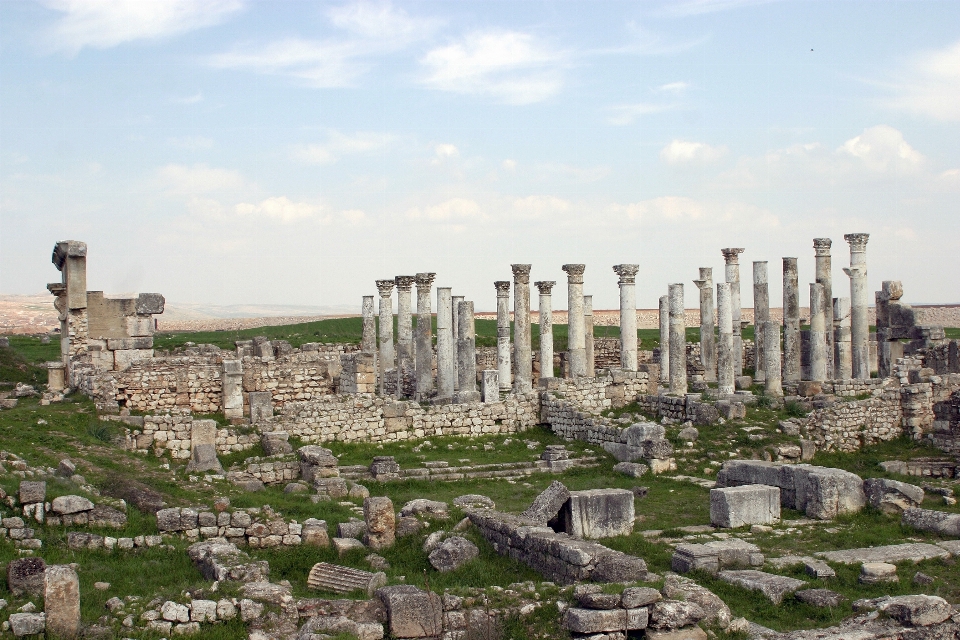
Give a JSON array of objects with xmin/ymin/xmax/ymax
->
[
  {"xmin": 863, "ymin": 478, "xmax": 924, "ymax": 514},
  {"xmin": 859, "ymin": 562, "xmax": 898, "ymax": 585},
  {"xmin": 902, "ymin": 507, "xmax": 960, "ymax": 536},
  {"xmin": 521, "ymin": 480, "xmax": 570, "ymax": 525},
  {"xmin": 44, "ymin": 565, "xmax": 80, "ymax": 639},
  {"xmin": 710, "ymin": 485, "xmax": 780, "ymax": 528},
  {"xmin": 307, "ymin": 562, "xmax": 386, "ymax": 597},
  {"xmin": 717, "ymin": 570, "xmax": 806, "ymax": 604},
  {"xmin": 562, "ymin": 607, "xmax": 649, "ymax": 633},
  {"xmin": 377, "ymin": 585, "xmax": 442, "ymax": 639},
  {"xmin": 559, "ymin": 488, "xmax": 635, "ymax": 539},
  {"xmin": 815, "ymin": 542, "xmax": 949, "ymax": 565}
]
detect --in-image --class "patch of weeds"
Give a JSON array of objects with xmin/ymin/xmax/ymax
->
[
  {"xmin": 220, "ymin": 443, "xmax": 267, "ymax": 469},
  {"xmin": 755, "ymin": 393, "xmax": 773, "ymax": 410},
  {"xmin": 86, "ymin": 420, "xmax": 118, "ymax": 443},
  {"xmin": 782, "ymin": 401, "xmax": 809, "ymax": 418}
]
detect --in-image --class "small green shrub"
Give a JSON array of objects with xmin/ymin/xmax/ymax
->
[{"xmin": 783, "ymin": 401, "xmax": 808, "ymax": 418}]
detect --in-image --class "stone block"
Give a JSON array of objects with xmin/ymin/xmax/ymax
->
[
  {"xmin": 19, "ymin": 481, "xmax": 46, "ymax": 504},
  {"xmin": 717, "ymin": 570, "xmax": 806, "ymax": 604},
  {"xmin": 107, "ymin": 337, "xmax": 154, "ymax": 350},
  {"xmin": 880, "ymin": 595, "xmax": 951, "ymax": 627},
  {"xmin": 113, "ymin": 348, "xmax": 154, "ymax": 371},
  {"xmin": 136, "ymin": 293, "xmax": 165, "ymax": 315},
  {"xmin": 644, "ymin": 628, "xmax": 708, "ymax": 640},
  {"xmin": 125, "ymin": 315, "xmax": 154, "ymax": 337},
  {"xmin": 613, "ymin": 462, "xmax": 648, "ymax": 478},
  {"xmin": 672, "ymin": 544, "xmax": 719, "ymax": 574},
  {"xmin": 481, "ymin": 370, "xmax": 499, "ymax": 403},
  {"xmin": 248, "ymin": 392, "xmax": 273, "ymax": 424},
  {"xmin": 559, "ymin": 488, "xmax": 634, "ymax": 539},
  {"xmin": 428, "ymin": 536, "xmax": 479, "ymax": 572},
  {"xmin": 863, "ymin": 478, "xmax": 924, "ymax": 514},
  {"xmin": 377, "ymin": 585, "xmax": 442, "ymax": 638},
  {"xmin": 902, "ymin": 507, "xmax": 960, "ymax": 536},
  {"xmin": 648, "ymin": 600, "xmax": 706, "ymax": 630},
  {"xmin": 562, "ymin": 607, "xmax": 648, "ymax": 633},
  {"xmin": 816, "ymin": 542, "xmax": 948, "ymax": 565},
  {"xmin": 260, "ymin": 431, "xmax": 292, "ymax": 456},
  {"xmin": 185, "ymin": 419, "xmax": 223, "ymax": 474},
  {"xmin": 591, "ymin": 552, "xmax": 648, "ymax": 583},
  {"xmin": 859, "ymin": 562, "xmax": 898, "ymax": 584},
  {"xmin": 52, "ymin": 495, "xmax": 95, "ymax": 515},
  {"xmin": 8, "ymin": 612, "xmax": 46, "ymax": 637},
  {"xmin": 333, "ymin": 537, "xmax": 366, "ymax": 556},
  {"xmin": 364, "ymin": 496, "xmax": 395, "ymax": 551},
  {"xmin": 795, "ymin": 588, "xmax": 845, "ymax": 608},
  {"xmin": 710, "ymin": 485, "xmax": 780, "ymax": 528},
  {"xmin": 520, "ymin": 480, "xmax": 570, "ymax": 525},
  {"xmin": 6, "ymin": 557, "xmax": 45, "ymax": 597},
  {"xmin": 45, "ymin": 565, "xmax": 80, "ymax": 639}
]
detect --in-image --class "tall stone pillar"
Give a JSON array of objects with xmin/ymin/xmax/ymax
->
[
  {"xmin": 511, "ymin": 264, "xmax": 532, "ymax": 392},
  {"xmin": 436, "ymin": 287, "xmax": 455, "ymax": 400},
  {"xmin": 782, "ymin": 258, "xmax": 801, "ymax": 383},
  {"xmin": 721, "ymin": 248, "xmax": 745, "ymax": 375},
  {"xmin": 717, "ymin": 282, "xmax": 735, "ymax": 395},
  {"xmin": 668, "ymin": 283, "xmax": 687, "ymax": 395},
  {"xmin": 495, "ymin": 281, "xmax": 512, "ymax": 390},
  {"xmin": 456, "ymin": 300, "xmax": 478, "ymax": 400},
  {"xmin": 49, "ymin": 240, "xmax": 89, "ymax": 382},
  {"xmin": 452, "ymin": 295, "xmax": 464, "ymax": 390},
  {"xmin": 813, "ymin": 238, "xmax": 834, "ymax": 374},
  {"xmin": 584, "ymin": 295, "xmax": 595, "ymax": 377},
  {"xmin": 753, "ymin": 261, "xmax": 769, "ymax": 382},
  {"xmin": 361, "ymin": 296, "xmax": 376, "ymax": 353},
  {"xmin": 843, "ymin": 233, "xmax": 870, "ymax": 380},
  {"xmin": 693, "ymin": 268, "xmax": 716, "ymax": 382},
  {"xmin": 613, "ymin": 264, "xmax": 639, "ymax": 371},
  {"xmin": 809, "ymin": 283, "xmax": 827, "ymax": 382},
  {"xmin": 562, "ymin": 264, "xmax": 586, "ymax": 377},
  {"xmin": 834, "ymin": 297, "xmax": 852, "ymax": 381},
  {"xmin": 659, "ymin": 294, "xmax": 670, "ymax": 384},
  {"xmin": 45, "ymin": 564, "xmax": 80, "ymax": 639},
  {"xmin": 763, "ymin": 321, "xmax": 783, "ymax": 396},
  {"xmin": 394, "ymin": 276, "xmax": 415, "ymax": 396},
  {"xmin": 376, "ymin": 280, "xmax": 396, "ymax": 375},
  {"xmin": 535, "ymin": 281, "xmax": 555, "ymax": 380},
  {"xmin": 415, "ymin": 273, "xmax": 436, "ymax": 397},
  {"xmin": 222, "ymin": 360, "xmax": 243, "ymax": 419}
]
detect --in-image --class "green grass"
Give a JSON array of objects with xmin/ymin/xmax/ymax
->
[{"xmin": 0, "ymin": 336, "xmax": 59, "ymax": 386}]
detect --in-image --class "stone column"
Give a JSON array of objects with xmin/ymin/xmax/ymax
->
[
  {"xmin": 482, "ymin": 370, "xmax": 499, "ymax": 403},
  {"xmin": 562, "ymin": 264, "xmax": 586, "ymax": 377},
  {"xmin": 753, "ymin": 261, "xmax": 769, "ymax": 382},
  {"xmin": 668, "ymin": 283, "xmax": 687, "ymax": 395},
  {"xmin": 535, "ymin": 281, "xmax": 556, "ymax": 380},
  {"xmin": 613, "ymin": 264, "xmax": 639, "ymax": 371},
  {"xmin": 436, "ymin": 287, "xmax": 454, "ymax": 400},
  {"xmin": 49, "ymin": 240, "xmax": 89, "ymax": 382},
  {"xmin": 495, "ymin": 281, "xmax": 512, "ymax": 390},
  {"xmin": 809, "ymin": 283, "xmax": 827, "ymax": 382},
  {"xmin": 415, "ymin": 273, "xmax": 436, "ymax": 397},
  {"xmin": 813, "ymin": 238, "xmax": 834, "ymax": 374},
  {"xmin": 45, "ymin": 564, "xmax": 80, "ymax": 639},
  {"xmin": 394, "ymin": 276, "xmax": 415, "ymax": 396},
  {"xmin": 834, "ymin": 297, "xmax": 852, "ymax": 381},
  {"xmin": 222, "ymin": 360, "xmax": 243, "ymax": 419},
  {"xmin": 376, "ymin": 280, "xmax": 396, "ymax": 375},
  {"xmin": 452, "ymin": 295, "xmax": 464, "ymax": 390},
  {"xmin": 584, "ymin": 295, "xmax": 595, "ymax": 377},
  {"xmin": 659, "ymin": 294, "xmax": 670, "ymax": 384},
  {"xmin": 456, "ymin": 300, "xmax": 478, "ymax": 399},
  {"xmin": 511, "ymin": 264, "xmax": 532, "ymax": 392},
  {"xmin": 763, "ymin": 320, "xmax": 783, "ymax": 396},
  {"xmin": 361, "ymin": 295, "xmax": 376, "ymax": 353},
  {"xmin": 693, "ymin": 268, "xmax": 716, "ymax": 382},
  {"xmin": 721, "ymin": 248, "xmax": 745, "ymax": 376},
  {"xmin": 843, "ymin": 233, "xmax": 870, "ymax": 379},
  {"xmin": 717, "ymin": 282, "xmax": 735, "ymax": 395},
  {"xmin": 782, "ymin": 258, "xmax": 801, "ymax": 383}
]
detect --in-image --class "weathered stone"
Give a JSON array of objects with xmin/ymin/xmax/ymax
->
[
  {"xmin": 559, "ymin": 488, "xmax": 634, "ymax": 539},
  {"xmin": 648, "ymin": 600, "xmax": 706, "ymax": 630},
  {"xmin": 45, "ymin": 565, "xmax": 81, "ymax": 639},
  {"xmin": 8, "ymin": 612, "xmax": 46, "ymax": 637},
  {"xmin": 576, "ymin": 590, "xmax": 621, "ymax": 610},
  {"xmin": 396, "ymin": 516, "xmax": 423, "ymax": 538},
  {"xmin": 717, "ymin": 570, "xmax": 806, "ymax": 604},
  {"xmin": 187, "ymin": 539, "xmax": 269, "ymax": 583},
  {"xmin": 880, "ymin": 595, "xmax": 951, "ymax": 626},
  {"xmin": 333, "ymin": 537, "xmax": 366, "ymax": 556},
  {"xmin": 672, "ymin": 544, "xmax": 719, "ymax": 574},
  {"xmin": 6, "ymin": 557, "xmax": 45, "ymax": 597},
  {"xmin": 400, "ymin": 499, "xmax": 448, "ymax": 518},
  {"xmin": 644, "ymin": 628, "xmax": 708, "ymax": 640},
  {"xmin": 710, "ymin": 485, "xmax": 780, "ymax": 528},
  {"xmin": 136, "ymin": 292, "xmax": 165, "ymax": 315},
  {"xmin": 621, "ymin": 587, "xmax": 662, "ymax": 609},
  {"xmin": 377, "ymin": 585, "xmax": 442, "ymax": 638},
  {"xmin": 902, "ymin": 507, "xmax": 960, "ymax": 536},
  {"xmin": 562, "ymin": 607, "xmax": 649, "ymax": 633},
  {"xmin": 338, "ymin": 521, "xmax": 367, "ymax": 539},
  {"xmin": 185, "ymin": 419, "xmax": 223, "ymax": 474},
  {"xmin": 18, "ymin": 481, "xmax": 46, "ymax": 504},
  {"xmin": 662, "ymin": 575, "xmax": 730, "ymax": 629},
  {"xmin": 521, "ymin": 480, "xmax": 570, "ymax": 524},
  {"xmin": 859, "ymin": 562, "xmax": 898, "ymax": 584},
  {"xmin": 302, "ymin": 519, "xmax": 330, "ymax": 547},
  {"xmin": 51, "ymin": 495, "xmax": 95, "ymax": 515},
  {"xmin": 863, "ymin": 478, "xmax": 924, "ymax": 514},
  {"xmin": 591, "ymin": 552, "xmax": 647, "ymax": 583},
  {"xmin": 364, "ymin": 497, "xmax": 395, "ymax": 551},
  {"xmin": 260, "ymin": 431, "xmax": 292, "ymax": 455},
  {"xmin": 452, "ymin": 494, "xmax": 495, "ymax": 510},
  {"xmin": 428, "ymin": 536, "xmax": 479, "ymax": 572},
  {"xmin": 816, "ymin": 543, "xmax": 949, "ymax": 565},
  {"xmin": 802, "ymin": 558, "xmax": 836, "ymax": 579},
  {"xmin": 613, "ymin": 462, "xmax": 648, "ymax": 478}
]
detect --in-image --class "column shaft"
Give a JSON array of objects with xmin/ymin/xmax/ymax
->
[
  {"xmin": 753, "ymin": 261, "xmax": 769, "ymax": 381},
  {"xmin": 495, "ymin": 281, "xmax": 512, "ymax": 390},
  {"xmin": 722, "ymin": 248, "xmax": 745, "ymax": 376},
  {"xmin": 814, "ymin": 238, "xmax": 834, "ymax": 375},
  {"xmin": 844, "ymin": 233, "xmax": 871, "ymax": 379},
  {"xmin": 614, "ymin": 264, "xmax": 639, "ymax": 371},
  {"xmin": 584, "ymin": 295, "xmax": 595, "ymax": 377},
  {"xmin": 376, "ymin": 281, "xmax": 395, "ymax": 372},
  {"xmin": 717, "ymin": 282, "xmax": 735, "ymax": 395},
  {"xmin": 395, "ymin": 276, "xmax": 415, "ymax": 397},
  {"xmin": 452, "ymin": 295, "xmax": 464, "ymax": 390},
  {"xmin": 834, "ymin": 297, "xmax": 853, "ymax": 380},
  {"xmin": 535, "ymin": 281, "xmax": 555, "ymax": 380},
  {"xmin": 563, "ymin": 264, "xmax": 586, "ymax": 377},
  {"xmin": 361, "ymin": 295, "xmax": 376, "ymax": 353},
  {"xmin": 809, "ymin": 282, "xmax": 827, "ymax": 382},
  {"xmin": 782, "ymin": 258, "xmax": 801, "ymax": 383},
  {"xmin": 693, "ymin": 268, "xmax": 716, "ymax": 382},
  {"xmin": 415, "ymin": 273, "xmax": 436, "ymax": 397},
  {"xmin": 511, "ymin": 264, "xmax": 532, "ymax": 392},
  {"xmin": 457, "ymin": 301, "xmax": 477, "ymax": 395},
  {"xmin": 763, "ymin": 321, "xmax": 783, "ymax": 396},
  {"xmin": 436, "ymin": 287, "xmax": 454, "ymax": 399},
  {"xmin": 659, "ymin": 294, "xmax": 670, "ymax": 384},
  {"xmin": 668, "ymin": 283, "xmax": 687, "ymax": 395}
]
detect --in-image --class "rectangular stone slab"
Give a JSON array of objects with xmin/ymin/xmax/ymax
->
[
  {"xmin": 717, "ymin": 570, "xmax": 806, "ymax": 604},
  {"xmin": 562, "ymin": 607, "xmax": 648, "ymax": 633},
  {"xmin": 815, "ymin": 542, "xmax": 950, "ymax": 565},
  {"xmin": 559, "ymin": 488, "xmax": 635, "ymax": 539},
  {"xmin": 710, "ymin": 484, "xmax": 780, "ymax": 528}
]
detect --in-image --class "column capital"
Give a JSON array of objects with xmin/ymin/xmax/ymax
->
[
  {"xmin": 698, "ymin": 267, "xmax": 713, "ymax": 282},
  {"xmin": 844, "ymin": 233, "xmax": 870, "ymax": 252},
  {"xmin": 721, "ymin": 248, "xmax": 745, "ymax": 264},
  {"xmin": 813, "ymin": 237, "xmax": 833, "ymax": 256},
  {"xmin": 52, "ymin": 240, "xmax": 87, "ymax": 271},
  {"xmin": 535, "ymin": 281, "xmax": 556, "ymax": 294},
  {"xmin": 395, "ymin": 275, "xmax": 416, "ymax": 292},
  {"xmin": 562, "ymin": 264, "xmax": 585, "ymax": 284},
  {"xmin": 415, "ymin": 272, "xmax": 436, "ymax": 289},
  {"xmin": 376, "ymin": 280, "xmax": 395, "ymax": 296},
  {"xmin": 510, "ymin": 264, "xmax": 532, "ymax": 283},
  {"xmin": 693, "ymin": 279, "xmax": 710, "ymax": 290},
  {"xmin": 494, "ymin": 281, "xmax": 511, "ymax": 295},
  {"xmin": 612, "ymin": 264, "xmax": 639, "ymax": 284}
]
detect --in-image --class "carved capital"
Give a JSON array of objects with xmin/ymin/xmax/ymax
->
[
  {"xmin": 562, "ymin": 264, "xmax": 585, "ymax": 284},
  {"xmin": 414, "ymin": 272, "xmax": 436, "ymax": 289},
  {"xmin": 534, "ymin": 281, "xmax": 556, "ymax": 294},
  {"xmin": 494, "ymin": 281, "xmax": 511, "ymax": 295},
  {"xmin": 612, "ymin": 264, "xmax": 639, "ymax": 285},
  {"xmin": 394, "ymin": 275, "xmax": 416, "ymax": 292},
  {"xmin": 721, "ymin": 248, "xmax": 745, "ymax": 264},
  {"xmin": 844, "ymin": 233, "xmax": 870, "ymax": 252},
  {"xmin": 375, "ymin": 280, "xmax": 395, "ymax": 296},
  {"xmin": 510, "ymin": 264, "xmax": 531, "ymax": 284},
  {"xmin": 813, "ymin": 237, "xmax": 832, "ymax": 256}
]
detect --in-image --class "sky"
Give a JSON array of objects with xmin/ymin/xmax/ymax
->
[{"xmin": 1, "ymin": 0, "xmax": 959, "ymax": 313}]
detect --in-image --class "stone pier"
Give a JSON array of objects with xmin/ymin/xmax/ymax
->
[
  {"xmin": 722, "ymin": 248, "xmax": 745, "ymax": 376},
  {"xmin": 536, "ymin": 281, "xmax": 556, "ymax": 379},
  {"xmin": 395, "ymin": 275, "xmax": 416, "ymax": 396},
  {"xmin": 45, "ymin": 564, "xmax": 80, "ymax": 639},
  {"xmin": 763, "ymin": 321, "xmax": 783, "ymax": 396},
  {"xmin": 415, "ymin": 273, "xmax": 436, "ymax": 398},
  {"xmin": 809, "ymin": 283, "xmax": 827, "ymax": 382},
  {"xmin": 584, "ymin": 295, "xmax": 595, "ymax": 377},
  {"xmin": 563, "ymin": 264, "xmax": 586, "ymax": 378},
  {"xmin": 48, "ymin": 240, "xmax": 88, "ymax": 383},
  {"xmin": 512, "ymin": 264, "xmax": 533, "ymax": 392},
  {"xmin": 668, "ymin": 283, "xmax": 687, "ymax": 395},
  {"xmin": 456, "ymin": 301, "xmax": 479, "ymax": 401},
  {"xmin": 782, "ymin": 258, "xmax": 801, "ymax": 383},
  {"xmin": 814, "ymin": 238, "xmax": 834, "ymax": 374},
  {"xmin": 753, "ymin": 261, "xmax": 769, "ymax": 381},
  {"xmin": 436, "ymin": 287, "xmax": 455, "ymax": 400},
  {"xmin": 222, "ymin": 360, "xmax": 243, "ymax": 419},
  {"xmin": 376, "ymin": 280, "xmax": 396, "ymax": 374},
  {"xmin": 361, "ymin": 295, "xmax": 376, "ymax": 353},
  {"xmin": 717, "ymin": 282, "xmax": 735, "ymax": 395},
  {"xmin": 452, "ymin": 295, "xmax": 464, "ymax": 390},
  {"xmin": 844, "ymin": 233, "xmax": 870, "ymax": 379},
  {"xmin": 495, "ymin": 281, "xmax": 512, "ymax": 391},
  {"xmin": 659, "ymin": 294, "xmax": 670, "ymax": 385},
  {"xmin": 614, "ymin": 264, "xmax": 639, "ymax": 371},
  {"xmin": 834, "ymin": 297, "xmax": 853, "ymax": 380},
  {"xmin": 693, "ymin": 268, "xmax": 716, "ymax": 382}
]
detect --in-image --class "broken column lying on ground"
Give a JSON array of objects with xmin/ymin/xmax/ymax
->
[
  {"xmin": 512, "ymin": 264, "xmax": 532, "ymax": 392},
  {"xmin": 844, "ymin": 232, "xmax": 870, "ymax": 379},
  {"xmin": 814, "ymin": 238, "xmax": 834, "ymax": 374},
  {"xmin": 536, "ymin": 281, "xmax": 555, "ymax": 379},
  {"xmin": 375, "ymin": 280, "xmax": 395, "ymax": 393},
  {"xmin": 614, "ymin": 264, "xmax": 639, "ymax": 372},
  {"xmin": 563, "ymin": 264, "xmax": 586, "ymax": 378},
  {"xmin": 809, "ymin": 282, "xmax": 827, "ymax": 383},
  {"xmin": 658, "ymin": 294, "xmax": 670, "ymax": 386},
  {"xmin": 722, "ymin": 248, "xmax": 745, "ymax": 376},
  {"xmin": 394, "ymin": 275, "xmax": 415, "ymax": 397},
  {"xmin": 753, "ymin": 261, "xmax": 769, "ymax": 381},
  {"xmin": 436, "ymin": 287, "xmax": 455, "ymax": 400},
  {"xmin": 834, "ymin": 296, "xmax": 852, "ymax": 380},
  {"xmin": 456, "ymin": 300, "xmax": 479, "ymax": 402},
  {"xmin": 694, "ymin": 267, "xmax": 716, "ymax": 382},
  {"xmin": 668, "ymin": 283, "xmax": 686, "ymax": 395},
  {"xmin": 717, "ymin": 282, "xmax": 735, "ymax": 396},
  {"xmin": 414, "ymin": 273, "xmax": 436, "ymax": 398},
  {"xmin": 584, "ymin": 295, "xmax": 595, "ymax": 377},
  {"xmin": 763, "ymin": 321, "xmax": 783, "ymax": 396},
  {"xmin": 782, "ymin": 257, "xmax": 801, "ymax": 383},
  {"xmin": 495, "ymin": 280, "xmax": 512, "ymax": 391}
]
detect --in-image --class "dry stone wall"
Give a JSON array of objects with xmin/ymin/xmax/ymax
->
[{"xmin": 110, "ymin": 411, "xmax": 260, "ymax": 459}]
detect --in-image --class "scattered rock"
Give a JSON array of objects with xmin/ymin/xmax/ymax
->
[
  {"xmin": 860, "ymin": 562, "xmax": 899, "ymax": 585},
  {"xmin": 428, "ymin": 536, "xmax": 479, "ymax": 572},
  {"xmin": 794, "ymin": 589, "xmax": 845, "ymax": 608}
]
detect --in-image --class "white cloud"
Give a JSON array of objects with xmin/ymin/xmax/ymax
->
[
  {"xmin": 607, "ymin": 102, "xmax": 678, "ymax": 125},
  {"xmin": 43, "ymin": 0, "xmax": 244, "ymax": 53},
  {"xmin": 158, "ymin": 163, "xmax": 244, "ymax": 195},
  {"xmin": 838, "ymin": 125, "xmax": 924, "ymax": 172},
  {"xmin": 327, "ymin": 1, "xmax": 441, "ymax": 42},
  {"xmin": 660, "ymin": 0, "xmax": 780, "ymax": 17},
  {"xmin": 511, "ymin": 195, "xmax": 570, "ymax": 220},
  {"xmin": 655, "ymin": 81, "xmax": 690, "ymax": 94},
  {"xmin": 235, "ymin": 196, "xmax": 322, "ymax": 223},
  {"xmin": 291, "ymin": 131, "xmax": 395, "ymax": 164},
  {"xmin": 434, "ymin": 144, "xmax": 459, "ymax": 160},
  {"xmin": 612, "ymin": 196, "xmax": 778, "ymax": 226},
  {"xmin": 420, "ymin": 31, "xmax": 564, "ymax": 104},
  {"xmin": 883, "ymin": 40, "xmax": 960, "ymax": 122},
  {"xmin": 660, "ymin": 140, "xmax": 727, "ymax": 165},
  {"xmin": 407, "ymin": 197, "xmax": 483, "ymax": 221},
  {"xmin": 502, "ymin": 159, "xmax": 517, "ymax": 171}
]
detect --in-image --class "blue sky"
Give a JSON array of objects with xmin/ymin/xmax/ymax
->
[{"xmin": 2, "ymin": 0, "xmax": 958, "ymax": 311}]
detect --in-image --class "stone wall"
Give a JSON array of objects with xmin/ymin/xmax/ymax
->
[
  {"xmin": 540, "ymin": 396, "xmax": 625, "ymax": 447},
  {"xmin": 799, "ymin": 392, "xmax": 903, "ymax": 452},
  {"xmin": 112, "ymin": 411, "xmax": 260, "ymax": 459},
  {"xmin": 155, "ymin": 505, "xmax": 317, "ymax": 549},
  {"xmin": 230, "ymin": 456, "xmax": 301, "ymax": 485},
  {"xmin": 543, "ymin": 369, "xmax": 652, "ymax": 415}
]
